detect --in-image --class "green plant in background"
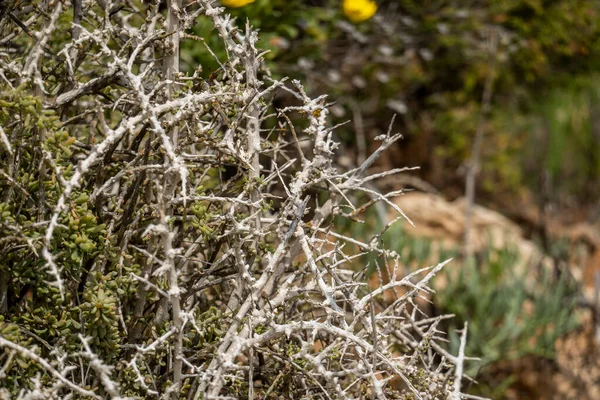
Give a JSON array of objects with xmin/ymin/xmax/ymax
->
[
  {"xmin": 438, "ymin": 251, "xmax": 579, "ymax": 399},
  {"xmin": 191, "ymin": 0, "xmax": 600, "ymax": 205},
  {"xmin": 365, "ymin": 222, "xmax": 580, "ymax": 398},
  {"xmin": 520, "ymin": 75, "xmax": 600, "ymax": 206},
  {"xmin": 440, "ymin": 251, "xmax": 579, "ymax": 363}
]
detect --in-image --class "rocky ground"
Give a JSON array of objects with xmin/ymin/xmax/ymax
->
[{"xmin": 386, "ymin": 192, "xmax": 600, "ymax": 399}]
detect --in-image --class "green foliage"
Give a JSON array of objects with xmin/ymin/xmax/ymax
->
[
  {"xmin": 440, "ymin": 252, "xmax": 579, "ymax": 365},
  {"xmin": 0, "ymin": 315, "xmax": 39, "ymax": 389},
  {"xmin": 0, "ymin": 46, "xmax": 129, "ymax": 399},
  {"xmin": 519, "ymin": 75, "xmax": 600, "ymax": 202},
  {"xmin": 0, "ymin": 86, "xmax": 120, "ymax": 390},
  {"xmin": 188, "ymin": 307, "xmax": 226, "ymax": 347},
  {"xmin": 79, "ymin": 279, "xmax": 121, "ymax": 358},
  {"xmin": 195, "ymin": 0, "xmax": 600, "ymax": 201},
  {"xmin": 373, "ymin": 221, "xmax": 580, "ymax": 398}
]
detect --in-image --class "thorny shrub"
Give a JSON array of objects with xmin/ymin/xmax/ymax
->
[{"xmin": 0, "ymin": 1, "xmax": 475, "ymax": 399}]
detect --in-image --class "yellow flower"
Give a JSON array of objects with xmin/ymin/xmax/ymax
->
[
  {"xmin": 221, "ymin": 0, "xmax": 255, "ymax": 8},
  {"xmin": 343, "ymin": 0, "xmax": 377, "ymax": 23}
]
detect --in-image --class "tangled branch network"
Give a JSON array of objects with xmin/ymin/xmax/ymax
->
[{"xmin": 0, "ymin": 1, "xmax": 477, "ymax": 399}]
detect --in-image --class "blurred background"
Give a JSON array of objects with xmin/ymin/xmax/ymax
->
[{"xmin": 187, "ymin": 1, "xmax": 600, "ymax": 398}]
